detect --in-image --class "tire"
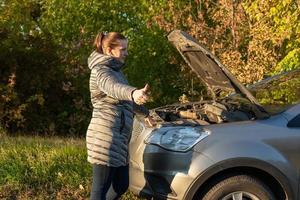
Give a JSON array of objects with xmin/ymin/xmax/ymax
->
[{"xmin": 201, "ymin": 174, "xmax": 276, "ymax": 200}]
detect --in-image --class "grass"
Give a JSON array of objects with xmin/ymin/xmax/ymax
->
[{"xmin": 0, "ymin": 133, "xmax": 141, "ymax": 200}]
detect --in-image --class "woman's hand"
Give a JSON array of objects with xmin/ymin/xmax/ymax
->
[
  {"xmin": 144, "ymin": 116, "xmax": 156, "ymax": 127},
  {"xmin": 132, "ymin": 84, "xmax": 150, "ymax": 105}
]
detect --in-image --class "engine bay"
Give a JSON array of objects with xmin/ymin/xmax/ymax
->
[{"xmin": 151, "ymin": 98, "xmax": 257, "ymax": 125}]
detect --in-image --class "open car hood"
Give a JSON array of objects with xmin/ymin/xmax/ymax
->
[{"xmin": 167, "ymin": 30, "xmax": 267, "ymax": 116}]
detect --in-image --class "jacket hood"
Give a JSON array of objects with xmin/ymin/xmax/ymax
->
[
  {"xmin": 88, "ymin": 51, "xmax": 124, "ymax": 71},
  {"xmin": 167, "ymin": 30, "xmax": 268, "ymax": 117}
]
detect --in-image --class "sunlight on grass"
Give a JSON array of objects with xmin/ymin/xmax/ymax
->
[{"xmin": 0, "ymin": 134, "xmax": 141, "ymax": 199}]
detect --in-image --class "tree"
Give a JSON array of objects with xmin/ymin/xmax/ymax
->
[
  {"xmin": 0, "ymin": 0, "xmax": 189, "ymax": 135},
  {"xmin": 1, "ymin": 0, "xmax": 299, "ymax": 135},
  {"xmin": 243, "ymin": 0, "xmax": 300, "ymax": 73}
]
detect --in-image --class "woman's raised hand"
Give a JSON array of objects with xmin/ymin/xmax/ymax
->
[{"xmin": 132, "ymin": 84, "xmax": 150, "ymax": 105}]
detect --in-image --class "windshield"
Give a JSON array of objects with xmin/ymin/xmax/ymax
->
[{"xmin": 247, "ymin": 69, "xmax": 300, "ymax": 115}]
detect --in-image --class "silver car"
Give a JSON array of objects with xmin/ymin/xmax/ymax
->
[{"xmin": 129, "ymin": 30, "xmax": 300, "ymax": 200}]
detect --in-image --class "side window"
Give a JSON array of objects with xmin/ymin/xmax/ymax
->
[{"xmin": 287, "ymin": 113, "xmax": 300, "ymax": 128}]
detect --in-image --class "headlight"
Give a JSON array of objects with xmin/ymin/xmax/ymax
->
[{"xmin": 145, "ymin": 126, "xmax": 210, "ymax": 152}]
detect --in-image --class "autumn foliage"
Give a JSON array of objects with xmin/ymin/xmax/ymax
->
[{"xmin": 0, "ymin": 0, "xmax": 299, "ymax": 135}]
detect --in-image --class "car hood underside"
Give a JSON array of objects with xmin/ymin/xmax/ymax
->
[{"xmin": 167, "ymin": 30, "xmax": 267, "ymax": 119}]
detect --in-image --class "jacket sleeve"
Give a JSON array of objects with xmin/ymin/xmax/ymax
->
[
  {"xmin": 133, "ymin": 103, "xmax": 149, "ymax": 117},
  {"xmin": 94, "ymin": 66, "xmax": 136, "ymax": 101}
]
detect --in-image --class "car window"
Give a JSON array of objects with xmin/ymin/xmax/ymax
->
[
  {"xmin": 287, "ymin": 113, "xmax": 300, "ymax": 128},
  {"xmin": 248, "ymin": 70, "xmax": 300, "ymax": 115}
]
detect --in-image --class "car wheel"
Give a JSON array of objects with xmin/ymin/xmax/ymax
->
[{"xmin": 201, "ymin": 174, "xmax": 275, "ymax": 200}]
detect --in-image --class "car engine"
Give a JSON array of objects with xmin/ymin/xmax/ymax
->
[{"xmin": 151, "ymin": 99, "xmax": 256, "ymax": 125}]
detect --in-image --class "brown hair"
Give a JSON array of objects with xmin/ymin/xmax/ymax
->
[{"xmin": 93, "ymin": 32, "xmax": 127, "ymax": 54}]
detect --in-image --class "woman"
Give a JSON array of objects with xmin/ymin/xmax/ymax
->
[{"xmin": 86, "ymin": 31, "xmax": 154, "ymax": 200}]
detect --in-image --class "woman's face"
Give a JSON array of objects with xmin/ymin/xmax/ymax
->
[{"xmin": 109, "ymin": 39, "xmax": 128, "ymax": 63}]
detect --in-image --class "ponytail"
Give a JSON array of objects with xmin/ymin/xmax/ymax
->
[{"xmin": 94, "ymin": 32, "xmax": 106, "ymax": 53}]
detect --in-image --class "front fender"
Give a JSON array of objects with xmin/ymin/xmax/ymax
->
[
  {"xmin": 184, "ymin": 157, "xmax": 295, "ymax": 200},
  {"xmin": 184, "ymin": 138, "xmax": 297, "ymax": 200}
]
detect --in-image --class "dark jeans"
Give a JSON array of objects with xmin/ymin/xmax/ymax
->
[{"xmin": 90, "ymin": 164, "xmax": 129, "ymax": 200}]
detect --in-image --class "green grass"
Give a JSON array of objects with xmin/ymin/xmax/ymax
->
[{"xmin": 0, "ymin": 133, "xmax": 141, "ymax": 199}]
